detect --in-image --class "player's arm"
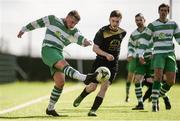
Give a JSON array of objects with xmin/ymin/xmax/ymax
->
[
  {"xmin": 17, "ymin": 15, "xmax": 54, "ymax": 38},
  {"xmin": 173, "ymin": 22, "xmax": 180, "ymax": 45},
  {"xmin": 93, "ymin": 44, "xmax": 114, "ymax": 61},
  {"xmin": 93, "ymin": 29, "xmax": 114, "ymax": 61},
  {"xmin": 127, "ymin": 35, "xmax": 135, "ymax": 62},
  {"xmin": 73, "ymin": 30, "xmax": 92, "ymax": 47}
]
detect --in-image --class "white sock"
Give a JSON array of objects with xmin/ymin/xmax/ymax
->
[
  {"xmin": 73, "ymin": 71, "xmax": 86, "ymax": 81},
  {"xmin": 47, "ymin": 102, "xmax": 55, "ymax": 111}
]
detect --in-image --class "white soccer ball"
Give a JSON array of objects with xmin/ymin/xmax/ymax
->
[{"xmin": 95, "ymin": 66, "xmax": 111, "ymax": 83}]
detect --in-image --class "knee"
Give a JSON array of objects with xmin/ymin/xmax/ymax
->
[
  {"xmin": 55, "ymin": 79, "xmax": 65, "ymax": 88},
  {"xmin": 135, "ymin": 75, "xmax": 144, "ymax": 82},
  {"xmin": 54, "ymin": 60, "xmax": 69, "ymax": 70},
  {"xmin": 101, "ymin": 82, "xmax": 109, "ymax": 92},
  {"xmin": 166, "ymin": 80, "xmax": 175, "ymax": 86},
  {"xmin": 154, "ymin": 75, "xmax": 162, "ymax": 81},
  {"xmin": 86, "ymin": 83, "xmax": 97, "ymax": 92}
]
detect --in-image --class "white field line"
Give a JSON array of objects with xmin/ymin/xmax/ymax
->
[{"xmin": 0, "ymin": 85, "xmax": 82, "ymax": 115}]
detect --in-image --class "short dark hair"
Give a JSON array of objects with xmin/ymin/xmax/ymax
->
[
  {"xmin": 135, "ymin": 13, "xmax": 145, "ymax": 19},
  {"xmin": 158, "ymin": 3, "xmax": 170, "ymax": 13},
  {"xmin": 110, "ymin": 10, "xmax": 122, "ymax": 18},
  {"xmin": 67, "ymin": 10, "xmax": 81, "ymax": 21}
]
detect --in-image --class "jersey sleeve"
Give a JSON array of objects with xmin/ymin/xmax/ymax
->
[
  {"xmin": 128, "ymin": 35, "xmax": 136, "ymax": 57},
  {"xmin": 173, "ymin": 22, "xmax": 180, "ymax": 44},
  {"xmin": 74, "ymin": 29, "xmax": 86, "ymax": 46},
  {"xmin": 21, "ymin": 15, "xmax": 55, "ymax": 32},
  {"xmin": 93, "ymin": 29, "xmax": 103, "ymax": 46}
]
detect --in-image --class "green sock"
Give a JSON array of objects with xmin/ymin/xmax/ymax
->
[
  {"xmin": 135, "ymin": 82, "xmax": 143, "ymax": 103},
  {"xmin": 48, "ymin": 86, "xmax": 62, "ymax": 110},
  {"xmin": 160, "ymin": 83, "xmax": 171, "ymax": 97},
  {"xmin": 152, "ymin": 81, "xmax": 161, "ymax": 106},
  {"xmin": 63, "ymin": 65, "xmax": 86, "ymax": 81}
]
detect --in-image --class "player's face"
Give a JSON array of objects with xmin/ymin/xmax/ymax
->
[
  {"xmin": 65, "ymin": 16, "xmax": 79, "ymax": 29},
  {"xmin": 109, "ymin": 17, "xmax": 121, "ymax": 31},
  {"xmin": 159, "ymin": 7, "xmax": 169, "ymax": 20},
  {"xmin": 135, "ymin": 16, "xmax": 145, "ymax": 28}
]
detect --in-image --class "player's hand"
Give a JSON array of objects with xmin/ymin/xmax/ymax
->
[
  {"xmin": 139, "ymin": 57, "xmax": 146, "ymax": 64},
  {"xmin": 127, "ymin": 56, "xmax": 133, "ymax": 62},
  {"xmin": 83, "ymin": 39, "xmax": 92, "ymax": 47},
  {"xmin": 106, "ymin": 54, "xmax": 114, "ymax": 61},
  {"xmin": 17, "ymin": 31, "xmax": 24, "ymax": 38}
]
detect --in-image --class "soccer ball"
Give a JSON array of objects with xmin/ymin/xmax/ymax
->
[{"xmin": 95, "ymin": 66, "xmax": 111, "ymax": 83}]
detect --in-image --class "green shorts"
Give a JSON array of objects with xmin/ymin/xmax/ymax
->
[
  {"xmin": 41, "ymin": 46, "xmax": 64, "ymax": 75},
  {"xmin": 135, "ymin": 58, "xmax": 153, "ymax": 77},
  {"xmin": 153, "ymin": 52, "xmax": 177, "ymax": 72},
  {"xmin": 127, "ymin": 58, "xmax": 137, "ymax": 73}
]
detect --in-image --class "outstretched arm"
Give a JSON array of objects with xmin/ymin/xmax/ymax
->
[
  {"xmin": 17, "ymin": 15, "xmax": 54, "ymax": 38},
  {"xmin": 17, "ymin": 30, "xmax": 24, "ymax": 38},
  {"xmin": 73, "ymin": 30, "xmax": 92, "ymax": 47}
]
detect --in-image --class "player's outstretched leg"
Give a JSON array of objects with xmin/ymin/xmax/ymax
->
[
  {"xmin": 63, "ymin": 65, "xmax": 98, "ymax": 85},
  {"xmin": 84, "ymin": 72, "xmax": 99, "ymax": 85}
]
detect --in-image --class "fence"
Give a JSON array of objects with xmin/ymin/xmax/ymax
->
[{"xmin": 0, "ymin": 54, "xmax": 16, "ymax": 83}]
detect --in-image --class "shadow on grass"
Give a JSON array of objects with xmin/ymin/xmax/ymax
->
[
  {"xmin": 0, "ymin": 114, "xmax": 69, "ymax": 119},
  {"xmin": 101, "ymin": 105, "xmax": 134, "ymax": 108}
]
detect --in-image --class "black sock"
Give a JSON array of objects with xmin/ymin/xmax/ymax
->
[
  {"xmin": 126, "ymin": 81, "xmax": 131, "ymax": 97},
  {"xmin": 80, "ymin": 88, "xmax": 90, "ymax": 98},
  {"xmin": 91, "ymin": 96, "xmax": 103, "ymax": 111},
  {"xmin": 143, "ymin": 86, "xmax": 152, "ymax": 102}
]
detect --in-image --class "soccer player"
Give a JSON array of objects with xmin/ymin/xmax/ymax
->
[
  {"xmin": 73, "ymin": 10, "xmax": 126, "ymax": 116},
  {"xmin": 138, "ymin": 3, "xmax": 180, "ymax": 112},
  {"xmin": 17, "ymin": 10, "xmax": 98, "ymax": 116},
  {"xmin": 129, "ymin": 13, "xmax": 154, "ymax": 110}
]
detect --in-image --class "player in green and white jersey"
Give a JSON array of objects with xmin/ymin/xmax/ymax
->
[
  {"xmin": 128, "ymin": 13, "xmax": 153, "ymax": 110},
  {"xmin": 137, "ymin": 3, "xmax": 180, "ymax": 112},
  {"xmin": 125, "ymin": 19, "xmax": 139, "ymax": 102},
  {"xmin": 17, "ymin": 10, "xmax": 98, "ymax": 116}
]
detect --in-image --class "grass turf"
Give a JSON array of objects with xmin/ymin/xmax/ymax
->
[{"xmin": 0, "ymin": 80, "xmax": 180, "ymax": 121}]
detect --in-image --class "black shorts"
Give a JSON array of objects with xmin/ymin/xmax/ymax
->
[{"xmin": 91, "ymin": 57, "xmax": 118, "ymax": 83}]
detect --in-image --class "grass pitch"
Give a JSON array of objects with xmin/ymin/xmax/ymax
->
[{"xmin": 0, "ymin": 80, "xmax": 180, "ymax": 121}]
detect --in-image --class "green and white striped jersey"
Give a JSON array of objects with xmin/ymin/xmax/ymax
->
[
  {"xmin": 21, "ymin": 15, "xmax": 86, "ymax": 50},
  {"xmin": 128, "ymin": 27, "xmax": 152, "ymax": 58},
  {"xmin": 138, "ymin": 19, "xmax": 180, "ymax": 57}
]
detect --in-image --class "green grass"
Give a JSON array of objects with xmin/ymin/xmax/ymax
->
[{"xmin": 0, "ymin": 80, "xmax": 180, "ymax": 121}]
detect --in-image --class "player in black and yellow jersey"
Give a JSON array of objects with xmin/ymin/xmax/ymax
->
[{"xmin": 73, "ymin": 10, "xmax": 126, "ymax": 116}]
